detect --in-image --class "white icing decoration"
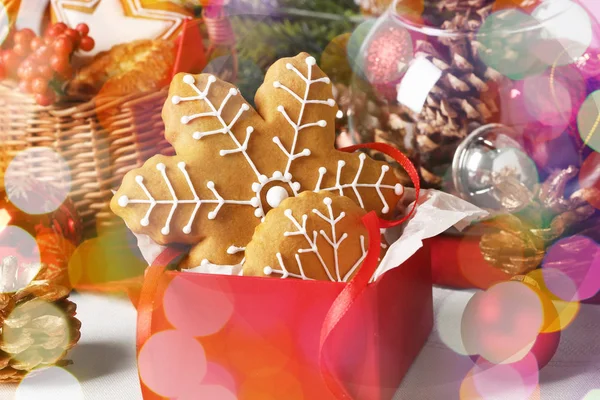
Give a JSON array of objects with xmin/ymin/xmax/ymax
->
[
  {"xmin": 269, "ymin": 198, "xmax": 367, "ymax": 282},
  {"xmin": 314, "ymin": 153, "xmax": 401, "ymax": 214},
  {"xmin": 122, "ymin": 163, "xmax": 256, "ymax": 234},
  {"xmin": 227, "ymin": 245, "xmax": 246, "ymax": 255},
  {"xmin": 266, "ymin": 186, "xmax": 289, "ymax": 208}
]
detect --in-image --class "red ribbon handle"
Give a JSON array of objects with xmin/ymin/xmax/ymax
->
[{"xmin": 320, "ymin": 143, "xmax": 421, "ymax": 399}]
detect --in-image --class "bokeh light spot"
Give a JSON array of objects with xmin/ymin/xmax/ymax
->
[
  {"xmin": 177, "ymin": 384, "xmax": 237, "ymax": 400},
  {"xmin": 542, "ymin": 235, "xmax": 600, "ymax": 301},
  {"xmin": 472, "ymin": 355, "xmax": 539, "ymax": 400},
  {"xmin": 477, "ymin": 9, "xmax": 548, "ymax": 79},
  {"xmin": 526, "ymin": 269, "xmax": 580, "ymax": 332},
  {"xmin": 532, "ymin": 0, "xmax": 592, "ymax": 66},
  {"xmin": 0, "ymin": 226, "xmax": 41, "ymax": 293},
  {"xmin": 164, "ymin": 276, "xmax": 234, "ymax": 337},
  {"xmin": 138, "ymin": 330, "xmax": 207, "ymax": 398},
  {"xmin": 462, "ymin": 281, "xmax": 543, "ymax": 364},
  {"xmin": 202, "ymin": 362, "xmax": 237, "ymax": 395},
  {"xmin": 584, "ymin": 389, "xmax": 600, "ymax": 399},
  {"xmin": 4, "ymin": 148, "xmax": 71, "ymax": 215},
  {"xmin": 16, "ymin": 367, "xmax": 83, "ymax": 400},
  {"xmin": 347, "ymin": 19, "xmax": 376, "ymax": 79},
  {"xmin": 523, "ymin": 74, "xmax": 571, "ymax": 135},
  {"xmin": 4, "ymin": 300, "xmax": 72, "ymax": 368},
  {"xmin": 577, "ymin": 90, "xmax": 600, "ymax": 153},
  {"xmin": 436, "ymin": 291, "xmax": 477, "ymax": 356}
]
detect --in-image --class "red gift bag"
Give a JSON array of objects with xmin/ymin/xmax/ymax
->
[{"xmin": 133, "ymin": 144, "xmax": 434, "ymax": 399}]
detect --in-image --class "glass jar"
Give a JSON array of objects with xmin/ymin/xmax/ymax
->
[{"xmin": 350, "ymin": 0, "xmax": 600, "ymax": 201}]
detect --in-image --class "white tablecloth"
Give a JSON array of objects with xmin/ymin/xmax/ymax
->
[{"xmin": 1, "ymin": 288, "xmax": 599, "ymax": 400}]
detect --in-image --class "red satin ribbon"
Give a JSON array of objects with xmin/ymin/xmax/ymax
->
[
  {"xmin": 134, "ymin": 143, "xmax": 420, "ymax": 400},
  {"xmin": 321, "ymin": 143, "xmax": 421, "ymax": 399}
]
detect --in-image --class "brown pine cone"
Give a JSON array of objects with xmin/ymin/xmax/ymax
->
[
  {"xmin": 480, "ymin": 166, "xmax": 600, "ymax": 276},
  {"xmin": 0, "ymin": 259, "xmax": 81, "ymax": 383}
]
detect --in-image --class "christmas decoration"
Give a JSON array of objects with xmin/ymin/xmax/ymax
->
[
  {"xmin": 0, "ymin": 23, "xmax": 96, "ymax": 105},
  {"xmin": 1, "ymin": 181, "xmax": 82, "ymax": 288},
  {"xmin": 0, "ymin": 260, "xmax": 81, "ymax": 382},
  {"xmin": 50, "ymin": 0, "xmax": 192, "ymax": 56},
  {"xmin": 111, "ymin": 53, "xmax": 402, "ymax": 269},
  {"xmin": 400, "ymin": 21, "xmax": 504, "ymax": 188},
  {"xmin": 479, "ymin": 165, "xmax": 600, "ymax": 276}
]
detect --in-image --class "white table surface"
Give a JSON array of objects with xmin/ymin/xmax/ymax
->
[{"xmin": 1, "ymin": 288, "xmax": 599, "ymax": 400}]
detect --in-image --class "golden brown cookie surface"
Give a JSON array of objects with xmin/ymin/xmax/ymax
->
[
  {"xmin": 111, "ymin": 53, "xmax": 403, "ymax": 268},
  {"xmin": 243, "ymin": 192, "xmax": 369, "ymax": 281}
]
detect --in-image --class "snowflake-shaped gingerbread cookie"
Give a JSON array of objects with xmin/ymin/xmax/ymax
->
[{"xmin": 111, "ymin": 53, "xmax": 403, "ymax": 268}]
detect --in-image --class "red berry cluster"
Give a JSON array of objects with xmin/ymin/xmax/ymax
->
[{"xmin": 0, "ymin": 23, "xmax": 95, "ymax": 106}]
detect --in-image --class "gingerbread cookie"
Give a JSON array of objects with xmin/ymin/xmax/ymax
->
[
  {"xmin": 243, "ymin": 192, "xmax": 370, "ymax": 281},
  {"xmin": 111, "ymin": 53, "xmax": 403, "ymax": 268}
]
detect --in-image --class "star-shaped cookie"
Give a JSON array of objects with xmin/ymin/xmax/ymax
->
[{"xmin": 111, "ymin": 53, "xmax": 403, "ymax": 267}]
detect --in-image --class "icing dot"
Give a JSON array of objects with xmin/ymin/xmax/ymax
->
[
  {"xmin": 264, "ymin": 266, "xmax": 273, "ymax": 276},
  {"xmin": 229, "ymin": 88, "xmax": 237, "ymax": 96},
  {"xmin": 273, "ymin": 171, "xmax": 283, "ymax": 178},
  {"xmin": 382, "ymin": 165, "xmax": 390, "ymax": 172},
  {"xmin": 156, "ymin": 163, "xmax": 166, "ymax": 171},
  {"xmin": 183, "ymin": 75, "xmax": 195, "ymax": 84},
  {"xmin": 250, "ymin": 197, "xmax": 260, "ymax": 207},
  {"xmin": 317, "ymin": 120, "xmax": 327, "ymax": 127},
  {"xmin": 181, "ymin": 116, "xmax": 190, "ymax": 124},
  {"xmin": 292, "ymin": 182, "xmax": 301, "ymax": 191},
  {"xmin": 259, "ymin": 175, "xmax": 268, "ymax": 184},
  {"xmin": 266, "ymin": 186, "xmax": 289, "ymax": 208},
  {"xmin": 192, "ymin": 132, "xmax": 202, "ymax": 140},
  {"xmin": 183, "ymin": 226, "xmax": 192, "ymax": 234},
  {"xmin": 200, "ymin": 259, "xmax": 209, "ymax": 267},
  {"xmin": 273, "ymin": 81, "xmax": 281, "ymax": 88},
  {"xmin": 219, "ymin": 150, "xmax": 227, "ymax": 156},
  {"xmin": 340, "ymin": 212, "xmax": 346, "ymax": 218},
  {"xmin": 327, "ymin": 99, "xmax": 336, "ymax": 107},
  {"xmin": 284, "ymin": 209, "xmax": 293, "ymax": 217},
  {"xmin": 302, "ymin": 149, "xmax": 311, "ymax": 156},
  {"xmin": 207, "ymin": 181, "xmax": 215, "ymax": 189},
  {"xmin": 394, "ymin": 184, "xmax": 403, "ymax": 195},
  {"xmin": 336, "ymin": 110, "xmax": 344, "ymax": 119},
  {"xmin": 338, "ymin": 160, "xmax": 346, "ymax": 167},
  {"xmin": 382, "ymin": 205, "xmax": 390, "ymax": 214},
  {"xmin": 323, "ymin": 197, "xmax": 333, "ymax": 206},
  {"xmin": 359, "ymin": 153, "xmax": 366, "ymax": 160},
  {"xmin": 118, "ymin": 196, "xmax": 129, "ymax": 207},
  {"xmin": 284, "ymin": 172, "xmax": 292, "ymax": 181},
  {"xmin": 161, "ymin": 227, "xmax": 170, "ymax": 235},
  {"xmin": 306, "ymin": 57, "xmax": 316, "ymax": 66},
  {"xmin": 171, "ymin": 96, "xmax": 181, "ymax": 105},
  {"xmin": 241, "ymin": 104, "xmax": 250, "ymax": 111},
  {"xmin": 208, "ymin": 211, "xmax": 217, "ymax": 220},
  {"xmin": 141, "ymin": 218, "xmax": 150, "ymax": 227},
  {"xmin": 246, "ymin": 126, "xmax": 254, "ymax": 134},
  {"xmin": 208, "ymin": 75, "xmax": 217, "ymax": 83},
  {"xmin": 319, "ymin": 167, "xmax": 327, "ymax": 174},
  {"xmin": 254, "ymin": 209, "xmax": 264, "ymax": 218},
  {"xmin": 251, "ymin": 182, "xmax": 261, "ymax": 192},
  {"xmin": 178, "ymin": 161, "xmax": 186, "ymax": 169},
  {"xmin": 277, "ymin": 105, "xmax": 285, "ymax": 113},
  {"xmin": 286, "ymin": 63, "xmax": 293, "ymax": 70},
  {"xmin": 135, "ymin": 175, "xmax": 144, "ymax": 183}
]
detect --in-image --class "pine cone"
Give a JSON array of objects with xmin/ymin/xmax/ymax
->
[
  {"xmin": 0, "ymin": 259, "xmax": 81, "ymax": 383},
  {"xmin": 410, "ymin": 9, "xmax": 504, "ymax": 187},
  {"xmin": 480, "ymin": 166, "xmax": 600, "ymax": 276}
]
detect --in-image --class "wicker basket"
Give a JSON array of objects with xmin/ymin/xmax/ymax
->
[{"xmin": 0, "ymin": 81, "xmax": 175, "ymax": 237}]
